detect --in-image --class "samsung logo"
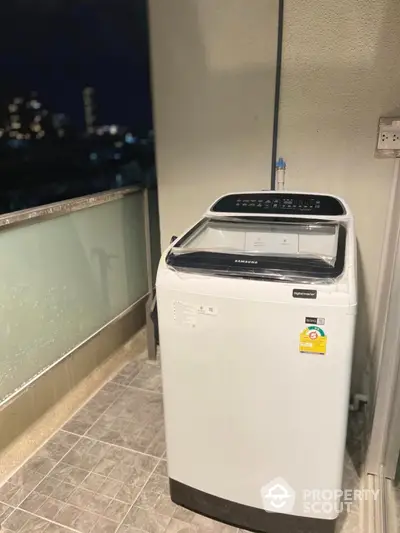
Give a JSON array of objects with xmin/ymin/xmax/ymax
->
[{"xmin": 235, "ymin": 259, "xmax": 258, "ymax": 264}]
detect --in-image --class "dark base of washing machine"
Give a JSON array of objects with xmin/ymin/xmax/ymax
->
[{"xmin": 169, "ymin": 479, "xmax": 336, "ymax": 533}]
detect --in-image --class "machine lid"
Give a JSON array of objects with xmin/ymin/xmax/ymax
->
[
  {"xmin": 166, "ymin": 217, "xmax": 347, "ymax": 282},
  {"xmin": 210, "ymin": 192, "xmax": 346, "ymax": 216}
]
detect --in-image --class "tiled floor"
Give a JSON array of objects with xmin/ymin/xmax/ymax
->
[{"xmin": 0, "ymin": 349, "xmax": 362, "ymax": 533}]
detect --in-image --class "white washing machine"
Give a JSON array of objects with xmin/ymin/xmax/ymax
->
[{"xmin": 157, "ymin": 191, "xmax": 357, "ymax": 533}]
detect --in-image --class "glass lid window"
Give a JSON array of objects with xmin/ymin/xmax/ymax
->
[{"xmin": 167, "ymin": 217, "xmax": 347, "ymax": 282}]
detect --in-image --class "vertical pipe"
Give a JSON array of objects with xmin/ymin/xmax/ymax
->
[{"xmin": 270, "ymin": 0, "xmax": 284, "ymax": 190}]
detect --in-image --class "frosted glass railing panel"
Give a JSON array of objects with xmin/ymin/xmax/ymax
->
[{"xmin": 0, "ymin": 192, "xmax": 148, "ymax": 402}]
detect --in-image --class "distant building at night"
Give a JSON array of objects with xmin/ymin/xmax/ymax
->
[
  {"xmin": 52, "ymin": 113, "xmax": 70, "ymax": 138},
  {"xmin": 5, "ymin": 92, "xmax": 53, "ymax": 140},
  {"xmin": 83, "ymin": 87, "xmax": 96, "ymax": 135}
]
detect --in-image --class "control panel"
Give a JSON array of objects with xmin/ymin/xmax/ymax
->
[{"xmin": 211, "ymin": 193, "xmax": 345, "ymax": 216}]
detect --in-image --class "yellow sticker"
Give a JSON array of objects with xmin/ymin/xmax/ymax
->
[{"xmin": 299, "ymin": 326, "xmax": 327, "ymax": 355}]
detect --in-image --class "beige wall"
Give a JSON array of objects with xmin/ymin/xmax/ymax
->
[
  {"xmin": 148, "ymin": 0, "xmax": 280, "ymax": 248},
  {"xmin": 278, "ymin": 0, "xmax": 400, "ymax": 392},
  {"xmin": 150, "ymin": 0, "xmax": 400, "ymax": 393}
]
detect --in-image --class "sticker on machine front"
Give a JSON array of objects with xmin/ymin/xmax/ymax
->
[
  {"xmin": 305, "ymin": 317, "xmax": 325, "ymax": 325},
  {"xmin": 299, "ymin": 326, "xmax": 327, "ymax": 355},
  {"xmin": 293, "ymin": 289, "xmax": 317, "ymax": 299}
]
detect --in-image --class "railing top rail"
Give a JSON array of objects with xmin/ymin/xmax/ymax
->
[{"xmin": 0, "ymin": 186, "xmax": 142, "ymax": 232}]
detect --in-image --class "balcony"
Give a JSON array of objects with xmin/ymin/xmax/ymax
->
[
  {"xmin": 0, "ymin": 187, "xmax": 157, "ymax": 454},
  {"xmin": 0, "ymin": 187, "xmax": 364, "ymax": 533}
]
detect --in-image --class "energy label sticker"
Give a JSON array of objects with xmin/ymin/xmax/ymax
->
[{"xmin": 299, "ymin": 326, "xmax": 327, "ymax": 355}]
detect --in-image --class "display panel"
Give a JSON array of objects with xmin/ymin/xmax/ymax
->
[{"xmin": 211, "ymin": 193, "xmax": 345, "ymax": 216}]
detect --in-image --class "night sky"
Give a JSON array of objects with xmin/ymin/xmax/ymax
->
[{"xmin": 0, "ymin": 0, "xmax": 153, "ymax": 132}]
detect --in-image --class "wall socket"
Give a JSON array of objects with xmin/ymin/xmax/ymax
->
[{"xmin": 376, "ymin": 117, "xmax": 400, "ymax": 157}]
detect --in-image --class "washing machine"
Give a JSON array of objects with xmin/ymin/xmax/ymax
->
[{"xmin": 156, "ymin": 191, "xmax": 357, "ymax": 533}]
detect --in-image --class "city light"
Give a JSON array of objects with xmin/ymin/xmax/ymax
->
[
  {"xmin": 29, "ymin": 100, "xmax": 41, "ymax": 110},
  {"xmin": 110, "ymin": 125, "xmax": 118, "ymax": 135},
  {"xmin": 125, "ymin": 133, "xmax": 136, "ymax": 144}
]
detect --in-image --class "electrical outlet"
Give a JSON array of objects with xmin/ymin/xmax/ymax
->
[{"xmin": 376, "ymin": 117, "xmax": 400, "ymax": 157}]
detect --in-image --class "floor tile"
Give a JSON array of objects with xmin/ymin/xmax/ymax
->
[
  {"xmin": 103, "ymin": 499, "xmax": 130, "ymax": 522},
  {"xmin": 118, "ymin": 526, "xmax": 143, "ymax": 533},
  {"xmin": 44, "ymin": 524, "xmax": 72, "ymax": 533},
  {"xmin": 36, "ymin": 497, "xmax": 65, "ymax": 520},
  {"xmin": 68, "ymin": 486, "xmax": 112, "ymax": 516},
  {"xmin": 93, "ymin": 458, "xmax": 118, "ymax": 477},
  {"xmin": 0, "ymin": 483, "xmax": 21, "ymax": 505},
  {"xmin": 55, "ymin": 503, "xmax": 82, "ymax": 527},
  {"xmin": 51, "ymin": 480, "xmax": 76, "ymax": 502},
  {"xmin": 164, "ymin": 518, "xmax": 197, "ymax": 533},
  {"xmin": 122, "ymin": 506, "xmax": 170, "ymax": 533},
  {"xmin": 19, "ymin": 490, "xmax": 48, "ymax": 512},
  {"xmin": 24, "ymin": 455, "xmax": 58, "ymax": 476},
  {"xmin": 35, "ymin": 476, "xmax": 62, "ymax": 497},
  {"xmin": 2, "ymin": 508, "xmax": 31, "ymax": 531},
  {"xmin": 95, "ymin": 516, "xmax": 119, "ymax": 532},
  {"xmin": 99, "ymin": 478, "xmax": 124, "ymax": 499},
  {"xmin": 191, "ymin": 513, "xmax": 237, "ymax": 532},
  {"xmin": 144, "ymin": 475, "xmax": 169, "ymax": 496},
  {"xmin": 155, "ymin": 494, "xmax": 177, "ymax": 518},
  {"xmin": 63, "ymin": 408, "xmax": 100, "ymax": 435},
  {"xmin": 135, "ymin": 490, "xmax": 161, "ymax": 511},
  {"xmin": 172, "ymin": 506, "xmax": 197, "ymax": 524},
  {"xmin": 71, "ymin": 509, "xmax": 99, "ymax": 533},
  {"xmin": 155, "ymin": 461, "xmax": 168, "ymax": 477},
  {"xmin": 115, "ymin": 484, "xmax": 142, "ymax": 504},
  {"xmin": 0, "ymin": 485, "xmax": 32, "ymax": 507},
  {"xmin": 112, "ymin": 360, "xmax": 143, "ymax": 387},
  {"xmin": 130, "ymin": 364, "xmax": 163, "ymax": 393},
  {"xmin": 62, "ymin": 449, "xmax": 99, "ymax": 471},
  {"xmin": 37, "ymin": 432, "xmax": 80, "ymax": 463},
  {"xmin": 7, "ymin": 468, "xmax": 44, "ymax": 491},
  {"xmin": 19, "ymin": 513, "xmax": 52, "ymax": 532},
  {"xmin": 80, "ymin": 472, "xmax": 106, "ymax": 492},
  {"xmin": 0, "ymin": 502, "xmax": 13, "ymax": 523}
]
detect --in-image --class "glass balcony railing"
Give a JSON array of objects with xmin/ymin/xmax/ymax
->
[{"xmin": 0, "ymin": 187, "xmax": 150, "ymax": 405}]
